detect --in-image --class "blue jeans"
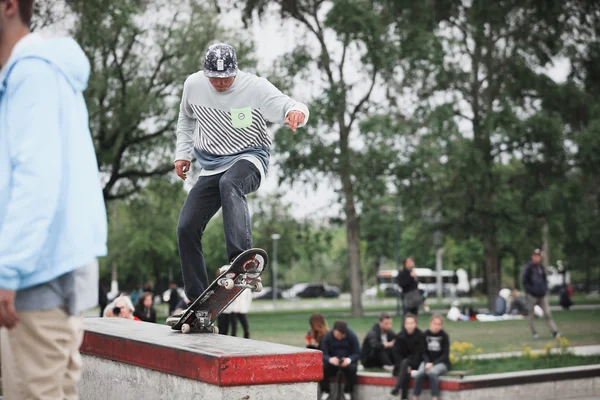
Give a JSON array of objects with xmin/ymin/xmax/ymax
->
[
  {"xmin": 412, "ymin": 361, "xmax": 448, "ymax": 397},
  {"xmin": 177, "ymin": 160, "xmax": 260, "ymax": 302}
]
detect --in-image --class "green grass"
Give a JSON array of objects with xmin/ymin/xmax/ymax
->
[
  {"xmin": 364, "ymin": 354, "xmax": 600, "ymax": 376},
  {"xmin": 155, "ymin": 305, "xmax": 600, "ymax": 355},
  {"xmin": 453, "ymin": 354, "xmax": 600, "ymax": 375}
]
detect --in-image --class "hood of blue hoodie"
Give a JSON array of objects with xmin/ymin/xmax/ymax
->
[{"xmin": 1, "ymin": 33, "xmax": 89, "ymax": 92}]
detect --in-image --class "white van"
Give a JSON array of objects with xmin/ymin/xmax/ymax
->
[{"xmin": 373, "ymin": 268, "xmax": 470, "ymax": 297}]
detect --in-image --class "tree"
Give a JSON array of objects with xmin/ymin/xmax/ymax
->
[
  {"xmin": 67, "ymin": 0, "xmax": 255, "ymax": 201},
  {"xmin": 100, "ymin": 178, "xmax": 188, "ymax": 291},
  {"xmin": 226, "ymin": 0, "xmax": 399, "ymax": 316},
  {"xmin": 378, "ymin": 0, "xmax": 580, "ymax": 307}
]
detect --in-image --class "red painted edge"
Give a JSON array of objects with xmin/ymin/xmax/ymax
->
[
  {"xmin": 219, "ymin": 353, "xmax": 324, "ymax": 386},
  {"xmin": 80, "ymin": 331, "xmax": 323, "ymax": 386}
]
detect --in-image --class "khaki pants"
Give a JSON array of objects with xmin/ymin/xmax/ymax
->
[
  {"xmin": 527, "ymin": 295, "xmax": 558, "ymax": 334},
  {"xmin": 1, "ymin": 308, "xmax": 84, "ymax": 400}
]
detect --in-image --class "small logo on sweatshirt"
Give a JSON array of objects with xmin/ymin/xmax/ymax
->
[{"xmin": 238, "ymin": 113, "xmax": 245, "ymax": 120}]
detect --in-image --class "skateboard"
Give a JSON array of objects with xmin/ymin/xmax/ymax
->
[{"xmin": 168, "ymin": 248, "xmax": 268, "ymax": 334}]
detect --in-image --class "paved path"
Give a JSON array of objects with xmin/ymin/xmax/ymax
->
[{"xmin": 467, "ymin": 344, "xmax": 600, "ymax": 360}]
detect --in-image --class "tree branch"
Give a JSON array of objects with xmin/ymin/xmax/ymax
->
[
  {"xmin": 116, "ymin": 164, "xmax": 174, "ymax": 180},
  {"xmin": 125, "ymin": 122, "xmax": 175, "ymax": 147},
  {"xmin": 348, "ymin": 67, "xmax": 378, "ymax": 130}
]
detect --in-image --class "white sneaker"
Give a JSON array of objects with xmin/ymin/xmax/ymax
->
[
  {"xmin": 383, "ymin": 365, "xmax": 394, "ymax": 372},
  {"xmin": 320, "ymin": 393, "xmax": 331, "ymax": 400},
  {"xmin": 218, "ymin": 265, "xmax": 230, "ymax": 275},
  {"xmin": 343, "ymin": 393, "xmax": 351, "ymax": 400}
]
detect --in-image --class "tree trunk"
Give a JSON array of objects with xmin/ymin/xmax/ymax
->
[
  {"xmin": 342, "ymin": 173, "xmax": 363, "ymax": 317},
  {"xmin": 484, "ymin": 237, "xmax": 500, "ymax": 310},
  {"xmin": 542, "ymin": 221, "xmax": 550, "ymax": 267},
  {"xmin": 585, "ymin": 254, "xmax": 591, "ymax": 293},
  {"xmin": 497, "ymin": 254, "xmax": 503, "ymax": 288},
  {"xmin": 513, "ymin": 255, "xmax": 520, "ymax": 290}
]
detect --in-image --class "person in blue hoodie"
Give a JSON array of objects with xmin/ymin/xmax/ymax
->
[{"xmin": 0, "ymin": 0, "xmax": 107, "ymax": 398}]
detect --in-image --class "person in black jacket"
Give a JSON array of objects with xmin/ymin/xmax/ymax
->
[
  {"xmin": 133, "ymin": 292, "xmax": 157, "ymax": 323},
  {"xmin": 390, "ymin": 313, "xmax": 423, "ymax": 399},
  {"xmin": 319, "ymin": 321, "xmax": 361, "ymax": 400},
  {"xmin": 412, "ymin": 314, "xmax": 450, "ymax": 400},
  {"xmin": 360, "ymin": 312, "xmax": 396, "ymax": 370},
  {"xmin": 522, "ymin": 249, "xmax": 560, "ymax": 339},
  {"xmin": 98, "ymin": 281, "xmax": 108, "ymax": 318},
  {"xmin": 167, "ymin": 280, "xmax": 181, "ymax": 316},
  {"xmin": 396, "ymin": 257, "xmax": 422, "ymax": 315}
]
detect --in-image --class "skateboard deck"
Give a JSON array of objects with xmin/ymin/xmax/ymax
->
[{"xmin": 168, "ymin": 248, "xmax": 268, "ymax": 333}]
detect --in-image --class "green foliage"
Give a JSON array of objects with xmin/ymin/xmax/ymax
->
[
  {"xmin": 66, "ymin": 0, "xmax": 255, "ymax": 201},
  {"xmin": 100, "ymin": 178, "xmax": 188, "ymax": 288}
]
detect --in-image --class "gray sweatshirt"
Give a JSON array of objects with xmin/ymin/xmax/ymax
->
[{"xmin": 175, "ymin": 70, "xmax": 309, "ymax": 182}]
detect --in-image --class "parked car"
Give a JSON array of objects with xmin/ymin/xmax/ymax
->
[
  {"xmin": 252, "ymin": 286, "xmax": 284, "ymax": 300},
  {"xmin": 284, "ymin": 283, "xmax": 340, "ymax": 299}
]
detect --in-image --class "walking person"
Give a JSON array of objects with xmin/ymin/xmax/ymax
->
[
  {"xmin": 0, "ymin": 1, "xmax": 107, "ymax": 398},
  {"xmin": 522, "ymin": 249, "xmax": 560, "ymax": 339},
  {"xmin": 396, "ymin": 257, "xmax": 423, "ymax": 315}
]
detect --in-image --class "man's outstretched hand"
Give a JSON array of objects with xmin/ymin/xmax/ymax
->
[
  {"xmin": 285, "ymin": 111, "xmax": 305, "ymax": 132},
  {"xmin": 0, "ymin": 289, "xmax": 19, "ymax": 329},
  {"xmin": 175, "ymin": 160, "xmax": 191, "ymax": 180}
]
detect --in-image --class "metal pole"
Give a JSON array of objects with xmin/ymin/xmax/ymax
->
[
  {"xmin": 436, "ymin": 248, "xmax": 444, "ymax": 300},
  {"xmin": 272, "ymin": 234, "xmax": 281, "ymax": 304},
  {"xmin": 396, "ymin": 201, "xmax": 401, "ymax": 316}
]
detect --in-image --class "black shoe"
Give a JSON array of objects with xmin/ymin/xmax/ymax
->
[
  {"xmin": 390, "ymin": 388, "xmax": 400, "ymax": 396},
  {"xmin": 553, "ymin": 331, "xmax": 561, "ymax": 338}
]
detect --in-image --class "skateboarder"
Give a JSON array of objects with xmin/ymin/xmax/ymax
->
[{"xmin": 171, "ymin": 43, "xmax": 309, "ymax": 317}]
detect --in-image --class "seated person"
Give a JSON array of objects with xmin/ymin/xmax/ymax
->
[
  {"xmin": 104, "ymin": 296, "xmax": 140, "ymax": 321},
  {"xmin": 134, "ymin": 292, "xmax": 157, "ymax": 323},
  {"xmin": 559, "ymin": 284, "xmax": 573, "ymax": 310},
  {"xmin": 390, "ymin": 313, "xmax": 423, "ymax": 399},
  {"xmin": 306, "ymin": 313, "xmax": 329, "ymax": 350},
  {"xmin": 319, "ymin": 321, "xmax": 361, "ymax": 400},
  {"xmin": 412, "ymin": 314, "xmax": 450, "ymax": 400},
  {"xmin": 493, "ymin": 288, "xmax": 511, "ymax": 316},
  {"xmin": 508, "ymin": 289, "xmax": 528, "ymax": 316},
  {"xmin": 446, "ymin": 300, "xmax": 470, "ymax": 321},
  {"xmin": 360, "ymin": 312, "xmax": 396, "ymax": 370}
]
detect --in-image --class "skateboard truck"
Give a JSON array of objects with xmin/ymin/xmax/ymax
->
[
  {"xmin": 218, "ymin": 274, "xmax": 263, "ymax": 292},
  {"xmin": 181, "ymin": 311, "xmax": 218, "ymax": 334}
]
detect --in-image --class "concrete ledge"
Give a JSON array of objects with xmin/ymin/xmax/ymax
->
[
  {"xmin": 80, "ymin": 318, "xmax": 322, "ymax": 387},
  {"xmin": 80, "ymin": 356, "xmax": 316, "ymax": 400},
  {"xmin": 345, "ymin": 365, "xmax": 600, "ymax": 400},
  {"xmin": 356, "ymin": 364, "xmax": 600, "ymax": 390}
]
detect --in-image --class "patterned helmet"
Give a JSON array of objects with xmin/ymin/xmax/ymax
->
[{"xmin": 204, "ymin": 43, "xmax": 238, "ymax": 78}]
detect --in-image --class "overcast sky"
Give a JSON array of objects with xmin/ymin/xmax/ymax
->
[{"xmin": 210, "ymin": 7, "xmax": 572, "ymax": 221}]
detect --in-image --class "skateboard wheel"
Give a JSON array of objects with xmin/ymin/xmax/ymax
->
[
  {"xmin": 210, "ymin": 326, "xmax": 219, "ymax": 334},
  {"xmin": 253, "ymin": 282, "xmax": 263, "ymax": 293},
  {"xmin": 181, "ymin": 324, "xmax": 191, "ymax": 334},
  {"xmin": 224, "ymin": 278, "xmax": 234, "ymax": 290}
]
